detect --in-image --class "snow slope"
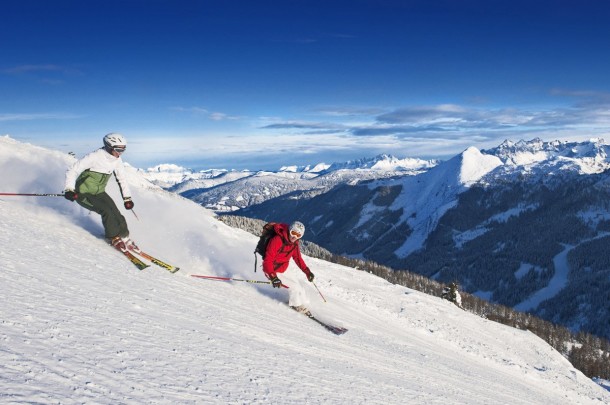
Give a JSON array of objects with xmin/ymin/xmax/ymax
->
[{"xmin": 1, "ymin": 136, "xmax": 608, "ymax": 404}]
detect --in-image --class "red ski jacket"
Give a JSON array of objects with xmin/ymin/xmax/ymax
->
[{"xmin": 263, "ymin": 223, "xmax": 310, "ymax": 279}]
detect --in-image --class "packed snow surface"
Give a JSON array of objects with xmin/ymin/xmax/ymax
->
[{"xmin": 1, "ymin": 136, "xmax": 608, "ymax": 404}]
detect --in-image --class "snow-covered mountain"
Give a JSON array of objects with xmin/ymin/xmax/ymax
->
[
  {"xmin": 139, "ymin": 154, "xmax": 438, "ymax": 211},
  {"xmin": 487, "ymin": 137, "xmax": 609, "ymax": 172},
  {"xmin": 2, "ymin": 135, "xmax": 609, "ymax": 403},
  {"xmin": 235, "ymin": 138, "xmax": 610, "ymax": 341},
  {"xmin": 138, "ymin": 164, "xmax": 250, "ymax": 190}
]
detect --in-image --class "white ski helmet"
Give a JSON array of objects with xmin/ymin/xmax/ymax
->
[
  {"xmin": 103, "ymin": 133, "xmax": 127, "ymax": 151},
  {"xmin": 289, "ymin": 221, "xmax": 305, "ymax": 239}
]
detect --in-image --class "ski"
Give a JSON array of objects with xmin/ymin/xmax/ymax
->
[
  {"xmin": 106, "ymin": 240, "xmax": 175, "ymax": 272},
  {"xmin": 121, "ymin": 250, "xmax": 150, "ymax": 270},
  {"xmin": 134, "ymin": 251, "xmax": 180, "ymax": 273},
  {"xmin": 106, "ymin": 241, "xmax": 147, "ymax": 270},
  {"xmin": 308, "ymin": 316, "xmax": 348, "ymax": 335},
  {"xmin": 291, "ymin": 307, "xmax": 348, "ymax": 335}
]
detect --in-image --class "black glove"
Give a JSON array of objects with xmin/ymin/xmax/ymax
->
[
  {"xmin": 123, "ymin": 197, "xmax": 134, "ymax": 210},
  {"xmin": 306, "ymin": 268, "xmax": 315, "ymax": 282},
  {"xmin": 270, "ymin": 276, "xmax": 282, "ymax": 288},
  {"xmin": 64, "ymin": 190, "xmax": 78, "ymax": 201}
]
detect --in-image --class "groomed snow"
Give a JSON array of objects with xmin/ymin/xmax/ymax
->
[{"xmin": 1, "ymin": 136, "xmax": 608, "ymax": 404}]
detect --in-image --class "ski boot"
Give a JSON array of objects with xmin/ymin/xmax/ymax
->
[
  {"xmin": 123, "ymin": 238, "xmax": 141, "ymax": 254},
  {"xmin": 111, "ymin": 236, "xmax": 128, "ymax": 253},
  {"xmin": 291, "ymin": 305, "xmax": 313, "ymax": 317}
]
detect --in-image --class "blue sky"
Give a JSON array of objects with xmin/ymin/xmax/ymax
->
[{"xmin": 2, "ymin": 0, "xmax": 610, "ymax": 170}]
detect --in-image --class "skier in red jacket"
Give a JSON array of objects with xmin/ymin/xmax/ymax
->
[{"xmin": 263, "ymin": 221, "xmax": 315, "ymax": 313}]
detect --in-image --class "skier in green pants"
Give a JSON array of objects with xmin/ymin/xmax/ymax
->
[{"xmin": 63, "ymin": 133, "xmax": 139, "ymax": 253}]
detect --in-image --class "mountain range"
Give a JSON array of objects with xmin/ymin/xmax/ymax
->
[{"xmin": 139, "ymin": 154, "xmax": 438, "ymax": 211}]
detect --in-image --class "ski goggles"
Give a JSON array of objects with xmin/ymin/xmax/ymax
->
[
  {"xmin": 290, "ymin": 230, "xmax": 302, "ymax": 239},
  {"xmin": 112, "ymin": 145, "xmax": 126, "ymax": 153}
]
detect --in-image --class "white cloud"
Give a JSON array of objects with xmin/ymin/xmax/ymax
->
[
  {"xmin": 1, "ymin": 64, "xmax": 82, "ymax": 77},
  {"xmin": 171, "ymin": 106, "xmax": 242, "ymax": 121},
  {"xmin": 0, "ymin": 113, "xmax": 81, "ymax": 122}
]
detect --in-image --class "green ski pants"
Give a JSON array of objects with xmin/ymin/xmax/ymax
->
[{"xmin": 76, "ymin": 192, "xmax": 129, "ymax": 239}]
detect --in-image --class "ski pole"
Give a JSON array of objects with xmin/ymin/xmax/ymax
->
[
  {"xmin": 0, "ymin": 192, "xmax": 65, "ymax": 197},
  {"xmin": 191, "ymin": 274, "xmax": 289, "ymax": 288},
  {"xmin": 130, "ymin": 209, "xmax": 140, "ymax": 220},
  {"xmin": 312, "ymin": 281, "xmax": 327, "ymax": 302}
]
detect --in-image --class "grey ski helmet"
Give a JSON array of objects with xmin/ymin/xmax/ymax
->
[{"xmin": 103, "ymin": 133, "xmax": 127, "ymax": 152}]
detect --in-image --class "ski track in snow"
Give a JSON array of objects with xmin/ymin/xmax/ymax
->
[
  {"xmin": 1, "ymin": 138, "xmax": 609, "ymax": 404},
  {"xmin": 515, "ymin": 232, "xmax": 610, "ymax": 313}
]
